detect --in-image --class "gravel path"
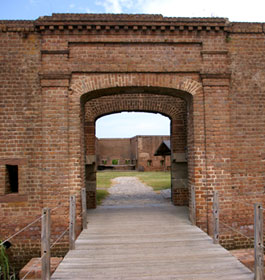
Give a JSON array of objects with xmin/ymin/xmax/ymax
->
[{"xmin": 101, "ymin": 176, "xmax": 170, "ymax": 206}]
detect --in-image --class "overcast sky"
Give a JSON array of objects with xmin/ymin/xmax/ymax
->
[
  {"xmin": 96, "ymin": 112, "xmax": 170, "ymax": 138},
  {"xmin": 1, "ymin": 0, "xmax": 263, "ymax": 138}
]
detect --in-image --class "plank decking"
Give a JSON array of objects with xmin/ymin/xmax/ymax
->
[{"xmin": 52, "ymin": 204, "xmax": 254, "ymax": 280}]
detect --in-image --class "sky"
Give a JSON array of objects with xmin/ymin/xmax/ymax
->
[
  {"xmin": 96, "ymin": 112, "xmax": 170, "ymax": 138},
  {"xmin": 1, "ymin": 0, "xmax": 264, "ymax": 21},
  {"xmin": 1, "ymin": 0, "xmax": 264, "ymax": 138}
]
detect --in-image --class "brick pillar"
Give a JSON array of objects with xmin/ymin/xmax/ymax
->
[
  {"xmin": 84, "ymin": 121, "xmax": 96, "ymax": 208},
  {"xmin": 171, "ymin": 118, "xmax": 188, "ymax": 206}
]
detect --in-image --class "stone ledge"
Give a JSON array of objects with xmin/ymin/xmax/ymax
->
[
  {"xmin": 0, "ymin": 194, "xmax": 28, "ymax": 203},
  {"xmin": 19, "ymin": 257, "xmax": 63, "ymax": 279},
  {"xmin": 229, "ymin": 248, "xmax": 265, "ymax": 272}
]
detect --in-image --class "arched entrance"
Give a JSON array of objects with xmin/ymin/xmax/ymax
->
[
  {"xmin": 84, "ymin": 93, "xmax": 188, "ymax": 206},
  {"xmin": 69, "ymin": 73, "xmax": 205, "ymax": 229}
]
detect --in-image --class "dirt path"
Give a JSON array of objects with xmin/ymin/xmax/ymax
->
[{"xmin": 101, "ymin": 176, "xmax": 170, "ymax": 206}]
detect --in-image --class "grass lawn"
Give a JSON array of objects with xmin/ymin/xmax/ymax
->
[{"xmin": 97, "ymin": 171, "xmax": 171, "ymax": 191}]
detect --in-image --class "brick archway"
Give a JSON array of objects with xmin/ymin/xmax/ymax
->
[
  {"xmin": 84, "ymin": 93, "xmax": 188, "ymax": 207},
  {"xmin": 84, "ymin": 93, "xmax": 186, "ymax": 122},
  {"xmin": 68, "ymin": 73, "xmax": 206, "ymax": 228}
]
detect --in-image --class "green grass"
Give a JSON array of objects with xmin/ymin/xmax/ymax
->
[
  {"xmin": 136, "ymin": 172, "xmax": 171, "ymax": 191},
  {"xmin": 96, "ymin": 189, "xmax": 110, "ymax": 205},
  {"xmin": 97, "ymin": 171, "xmax": 171, "ymax": 191}
]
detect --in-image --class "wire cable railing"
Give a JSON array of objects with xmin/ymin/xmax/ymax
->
[
  {"xmin": 212, "ymin": 191, "xmax": 264, "ymax": 280},
  {"xmin": 0, "ymin": 202, "xmax": 65, "ymax": 247},
  {"xmin": 0, "ymin": 214, "xmax": 45, "ymax": 247},
  {"xmin": 0, "ymin": 188, "xmax": 88, "ymax": 280},
  {"xmin": 20, "ymin": 253, "xmax": 47, "ymax": 280}
]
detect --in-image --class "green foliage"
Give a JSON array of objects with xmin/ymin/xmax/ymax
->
[
  {"xmin": 112, "ymin": 159, "xmax": 119, "ymax": 165},
  {"xmin": 0, "ymin": 242, "xmax": 9, "ymax": 280},
  {"xmin": 96, "ymin": 189, "xmax": 110, "ymax": 205},
  {"xmin": 0, "ymin": 242, "xmax": 16, "ymax": 280}
]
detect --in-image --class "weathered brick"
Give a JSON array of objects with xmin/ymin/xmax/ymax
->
[{"xmin": 0, "ymin": 14, "xmax": 265, "ymax": 272}]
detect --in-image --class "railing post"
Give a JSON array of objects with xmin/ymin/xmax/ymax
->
[
  {"xmin": 81, "ymin": 188, "xmax": 87, "ymax": 229},
  {"xmin": 190, "ymin": 185, "xmax": 196, "ymax": 225},
  {"xmin": 41, "ymin": 208, "xmax": 51, "ymax": 280},
  {"xmin": 254, "ymin": 203, "xmax": 264, "ymax": 280},
  {"xmin": 69, "ymin": 195, "xmax": 76, "ymax": 250},
  {"xmin": 213, "ymin": 191, "xmax": 219, "ymax": 244}
]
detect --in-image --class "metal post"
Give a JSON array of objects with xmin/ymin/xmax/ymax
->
[
  {"xmin": 81, "ymin": 188, "xmax": 87, "ymax": 229},
  {"xmin": 213, "ymin": 191, "xmax": 219, "ymax": 244},
  {"xmin": 254, "ymin": 203, "xmax": 264, "ymax": 280},
  {"xmin": 69, "ymin": 195, "xmax": 76, "ymax": 250},
  {"xmin": 41, "ymin": 208, "xmax": 51, "ymax": 280}
]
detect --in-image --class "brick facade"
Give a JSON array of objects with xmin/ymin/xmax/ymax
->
[
  {"xmin": 0, "ymin": 14, "xmax": 265, "ymax": 269},
  {"xmin": 96, "ymin": 136, "xmax": 171, "ymax": 171}
]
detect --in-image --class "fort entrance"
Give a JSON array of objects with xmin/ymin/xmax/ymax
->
[
  {"xmin": 74, "ymin": 76, "xmax": 204, "ymax": 219},
  {"xmin": 83, "ymin": 90, "xmax": 189, "ymax": 208},
  {"xmin": 1, "ymin": 13, "xmax": 265, "ymax": 269}
]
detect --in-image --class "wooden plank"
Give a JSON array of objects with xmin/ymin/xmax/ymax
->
[
  {"xmin": 254, "ymin": 203, "xmax": 264, "ymax": 280},
  {"xmin": 190, "ymin": 185, "xmax": 196, "ymax": 225},
  {"xmin": 69, "ymin": 195, "xmax": 76, "ymax": 250},
  {"xmin": 41, "ymin": 208, "xmax": 51, "ymax": 280},
  {"xmin": 52, "ymin": 204, "xmax": 254, "ymax": 280},
  {"xmin": 81, "ymin": 188, "xmax": 87, "ymax": 229},
  {"xmin": 213, "ymin": 191, "xmax": 219, "ymax": 244}
]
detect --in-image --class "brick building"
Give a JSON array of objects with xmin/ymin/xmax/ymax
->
[
  {"xmin": 96, "ymin": 135, "xmax": 171, "ymax": 171},
  {"xmin": 0, "ymin": 14, "xmax": 265, "ymax": 270}
]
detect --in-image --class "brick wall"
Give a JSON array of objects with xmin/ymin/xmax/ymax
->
[
  {"xmin": 97, "ymin": 138, "xmax": 132, "ymax": 166},
  {"xmin": 0, "ymin": 15, "xmax": 265, "ymax": 271},
  {"xmin": 96, "ymin": 136, "xmax": 171, "ymax": 171},
  {"xmin": 135, "ymin": 136, "xmax": 171, "ymax": 171}
]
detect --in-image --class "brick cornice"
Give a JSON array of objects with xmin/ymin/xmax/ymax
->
[
  {"xmin": 69, "ymin": 41, "xmax": 203, "ymax": 45},
  {"xmin": 34, "ymin": 14, "xmax": 229, "ymax": 34},
  {"xmin": 1, "ymin": 15, "xmax": 264, "ymax": 34}
]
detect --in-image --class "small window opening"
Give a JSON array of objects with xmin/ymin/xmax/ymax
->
[
  {"xmin": 102, "ymin": 159, "xmax": 107, "ymax": 165},
  {"xmin": 6, "ymin": 165, "xmax": 18, "ymax": 193},
  {"xmin": 160, "ymin": 160, "xmax": 165, "ymax": 167},
  {"xmin": 147, "ymin": 160, "xmax": 152, "ymax": 166},
  {"xmin": 125, "ymin": 159, "xmax": 130, "ymax": 165},
  {"xmin": 112, "ymin": 159, "xmax": 119, "ymax": 165}
]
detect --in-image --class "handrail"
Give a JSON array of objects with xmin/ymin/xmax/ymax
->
[
  {"xmin": 0, "ymin": 188, "xmax": 87, "ymax": 280},
  {"xmin": 0, "ymin": 214, "xmax": 45, "ymax": 247},
  {"xmin": 212, "ymin": 191, "xmax": 264, "ymax": 280},
  {"xmin": 0, "ymin": 203, "xmax": 64, "ymax": 247}
]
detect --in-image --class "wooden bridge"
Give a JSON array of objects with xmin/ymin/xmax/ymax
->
[{"xmin": 51, "ymin": 203, "xmax": 253, "ymax": 280}]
